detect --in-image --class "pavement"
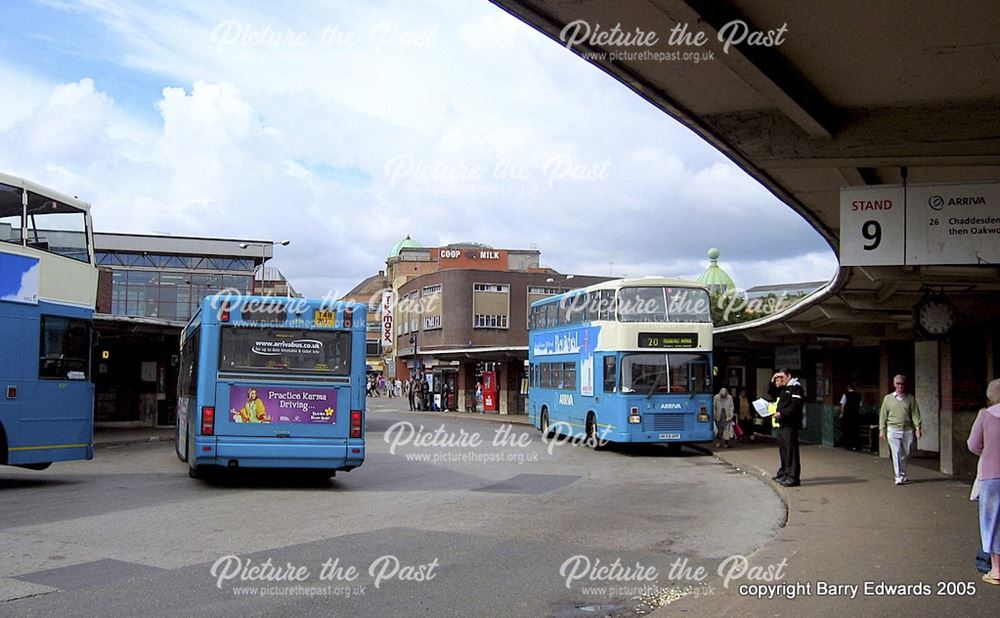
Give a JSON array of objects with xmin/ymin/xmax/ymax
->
[
  {"xmin": 94, "ymin": 411, "xmax": 994, "ymax": 615},
  {"xmin": 658, "ymin": 438, "xmax": 993, "ymax": 616}
]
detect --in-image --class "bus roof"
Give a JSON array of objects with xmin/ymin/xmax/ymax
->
[
  {"xmin": 0, "ymin": 171, "xmax": 91, "ymax": 215},
  {"xmin": 530, "ymin": 276, "xmax": 708, "ymax": 307},
  {"xmin": 184, "ymin": 294, "xmax": 368, "ymax": 329}
]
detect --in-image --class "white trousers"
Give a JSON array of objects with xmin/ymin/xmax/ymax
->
[{"xmin": 887, "ymin": 428, "xmax": 915, "ymax": 482}]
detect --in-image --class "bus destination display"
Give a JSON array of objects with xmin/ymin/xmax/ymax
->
[{"xmin": 638, "ymin": 332, "xmax": 698, "ymax": 349}]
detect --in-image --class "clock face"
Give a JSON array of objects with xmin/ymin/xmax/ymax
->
[{"xmin": 917, "ymin": 299, "xmax": 956, "ymax": 335}]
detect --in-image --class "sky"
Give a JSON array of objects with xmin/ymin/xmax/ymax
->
[{"xmin": 0, "ymin": 0, "xmax": 837, "ymax": 297}]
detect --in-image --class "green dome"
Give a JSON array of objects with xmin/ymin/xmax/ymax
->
[
  {"xmin": 696, "ymin": 248, "xmax": 735, "ymax": 293},
  {"xmin": 389, "ymin": 235, "xmax": 422, "ymax": 257}
]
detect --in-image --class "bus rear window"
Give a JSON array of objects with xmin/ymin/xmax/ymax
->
[{"xmin": 219, "ymin": 327, "xmax": 351, "ymax": 375}]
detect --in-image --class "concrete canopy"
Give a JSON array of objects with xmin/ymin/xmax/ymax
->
[{"xmin": 492, "ymin": 0, "xmax": 1000, "ymax": 345}]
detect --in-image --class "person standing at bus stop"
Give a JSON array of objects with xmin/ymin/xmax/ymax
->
[
  {"xmin": 713, "ymin": 387, "xmax": 735, "ymax": 448},
  {"xmin": 968, "ymin": 378, "xmax": 1000, "ymax": 585},
  {"xmin": 879, "ymin": 374, "xmax": 922, "ymax": 485},
  {"xmin": 839, "ymin": 384, "xmax": 862, "ymax": 450},
  {"xmin": 769, "ymin": 368, "xmax": 804, "ymax": 487}
]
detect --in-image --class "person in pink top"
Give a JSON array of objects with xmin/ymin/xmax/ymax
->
[{"xmin": 968, "ymin": 378, "xmax": 1000, "ymax": 585}]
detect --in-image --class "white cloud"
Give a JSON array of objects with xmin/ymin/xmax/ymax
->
[{"xmin": 0, "ymin": 0, "xmax": 836, "ymax": 297}]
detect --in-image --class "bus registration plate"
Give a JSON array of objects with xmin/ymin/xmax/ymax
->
[
  {"xmin": 658, "ymin": 433, "xmax": 681, "ymax": 440},
  {"xmin": 314, "ymin": 310, "xmax": 336, "ymax": 326}
]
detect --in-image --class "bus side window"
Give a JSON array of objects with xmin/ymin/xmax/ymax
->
[
  {"xmin": 603, "ymin": 356, "xmax": 617, "ymax": 393},
  {"xmin": 599, "ymin": 290, "xmax": 615, "ymax": 321},
  {"xmin": 586, "ymin": 291, "xmax": 600, "ymax": 321}
]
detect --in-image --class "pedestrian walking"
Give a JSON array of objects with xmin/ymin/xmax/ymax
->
[
  {"xmin": 713, "ymin": 387, "xmax": 735, "ymax": 448},
  {"xmin": 406, "ymin": 379, "xmax": 416, "ymax": 411},
  {"xmin": 768, "ymin": 368, "xmax": 804, "ymax": 487},
  {"xmin": 737, "ymin": 389, "xmax": 754, "ymax": 442},
  {"xmin": 968, "ymin": 378, "xmax": 1000, "ymax": 585},
  {"xmin": 879, "ymin": 374, "xmax": 922, "ymax": 485},
  {"xmin": 839, "ymin": 384, "xmax": 862, "ymax": 450}
]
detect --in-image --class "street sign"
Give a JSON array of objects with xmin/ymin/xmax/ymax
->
[
  {"xmin": 905, "ymin": 182, "xmax": 1000, "ymax": 265},
  {"xmin": 840, "ymin": 185, "xmax": 905, "ymax": 266},
  {"xmin": 840, "ymin": 181, "xmax": 1000, "ymax": 266}
]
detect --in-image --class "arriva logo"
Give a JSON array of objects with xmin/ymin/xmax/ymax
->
[
  {"xmin": 558, "ymin": 394, "xmax": 574, "ymax": 406},
  {"xmin": 659, "ymin": 403, "xmax": 682, "ymax": 409},
  {"xmin": 929, "ymin": 194, "xmax": 987, "ymax": 210}
]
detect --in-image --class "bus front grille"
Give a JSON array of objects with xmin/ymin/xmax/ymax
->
[{"xmin": 641, "ymin": 414, "xmax": 685, "ymax": 432}]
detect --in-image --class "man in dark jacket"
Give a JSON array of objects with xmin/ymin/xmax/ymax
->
[{"xmin": 768, "ymin": 368, "xmax": 805, "ymax": 487}]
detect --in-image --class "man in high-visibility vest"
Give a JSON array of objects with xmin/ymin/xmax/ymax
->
[{"xmin": 767, "ymin": 368, "xmax": 805, "ymax": 487}]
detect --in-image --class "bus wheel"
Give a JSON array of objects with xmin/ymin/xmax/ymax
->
[
  {"xmin": 540, "ymin": 410, "xmax": 551, "ymax": 438},
  {"xmin": 586, "ymin": 413, "xmax": 605, "ymax": 451}
]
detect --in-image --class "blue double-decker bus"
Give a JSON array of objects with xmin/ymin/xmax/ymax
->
[
  {"xmin": 176, "ymin": 294, "xmax": 367, "ymax": 478},
  {"xmin": 528, "ymin": 278, "xmax": 714, "ymax": 450},
  {"xmin": 1, "ymin": 172, "xmax": 98, "ymax": 470}
]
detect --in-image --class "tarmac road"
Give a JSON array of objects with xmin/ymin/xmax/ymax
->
[{"xmin": 0, "ymin": 398, "xmax": 782, "ymax": 617}]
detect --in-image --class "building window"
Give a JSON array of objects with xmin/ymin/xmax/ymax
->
[
  {"xmin": 422, "ymin": 284, "xmax": 442, "ymax": 295},
  {"xmin": 474, "ymin": 283, "xmax": 508, "ymax": 292},
  {"xmin": 527, "ymin": 286, "xmax": 567, "ymax": 295},
  {"xmin": 474, "ymin": 314, "xmax": 508, "ymax": 329},
  {"xmin": 473, "ymin": 282, "xmax": 509, "ymax": 330},
  {"xmin": 424, "ymin": 315, "xmax": 442, "ymax": 330}
]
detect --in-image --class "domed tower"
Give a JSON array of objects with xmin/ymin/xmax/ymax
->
[
  {"xmin": 389, "ymin": 235, "xmax": 422, "ymax": 258},
  {"xmin": 696, "ymin": 248, "xmax": 736, "ymax": 296}
]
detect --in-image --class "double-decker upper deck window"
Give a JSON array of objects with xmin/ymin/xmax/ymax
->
[
  {"xmin": 617, "ymin": 287, "xmax": 668, "ymax": 322},
  {"xmin": 665, "ymin": 287, "xmax": 712, "ymax": 322}
]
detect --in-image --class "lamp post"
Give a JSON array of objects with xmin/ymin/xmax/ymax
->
[
  {"xmin": 409, "ymin": 331, "xmax": 419, "ymax": 379},
  {"xmin": 239, "ymin": 240, "xmax": 290, "ymax": 295}
]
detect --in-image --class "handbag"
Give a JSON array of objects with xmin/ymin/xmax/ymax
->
[{"xmin": 732, "ymin": 421, "xmax": 743, "ymax": 438}]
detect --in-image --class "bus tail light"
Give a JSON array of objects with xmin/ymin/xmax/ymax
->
[
  {"xmin": 201, "ymin": 406, "xmax": 215, "ymax": 435},
  {"xmin": 343, "ymin": 307, "xmax": 353, "ymax": 328},
  {"xmin": 220, "ymin": 302, "xmax": 231, "ymax": 322},
  {"xmin": 628, "ymin": 406, "xmax": 641, "ymax": 424},
  {"xmin": 350, "ymin": 410, "xmax": 363, "ymax": 438},
  {"xmin": 698, "ymin": 406, "xmax": 710, "ymax": 422}
]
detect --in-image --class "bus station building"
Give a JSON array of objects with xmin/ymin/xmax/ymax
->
[{"xmin": 494, "ymin": 0, "xmax": 1000, "ymax": 476}]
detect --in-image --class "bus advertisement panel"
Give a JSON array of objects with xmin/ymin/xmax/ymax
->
[
  {"xmin": 528, "ymin": 278, "xmax": 714, "ymax": 450},
  {"xmin": 176, "ymin": 295, "xmax": 366, "ymax": 478}
]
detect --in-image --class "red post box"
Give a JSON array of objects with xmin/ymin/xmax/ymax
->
[{"xmin": 482, "ymin": 371, "xmax": 498, "ymax": 412}]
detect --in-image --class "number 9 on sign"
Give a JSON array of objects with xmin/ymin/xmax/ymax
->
[{"xmin": 862, "ymin": 220, "xmax": 881, "ymax": 250}]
